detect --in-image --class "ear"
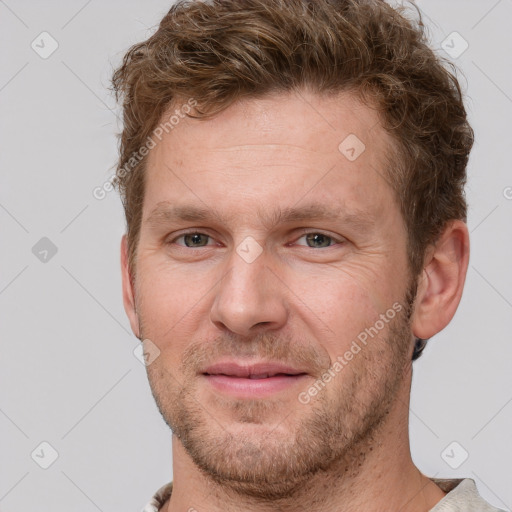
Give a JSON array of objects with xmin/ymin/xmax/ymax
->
[
  {"xmin": 121, "ymin": 235, "xmax": 140, "ymax": 338},
  {"xmin": 411, "ymin": 220, "xmax": 470, "ymax": 339}
]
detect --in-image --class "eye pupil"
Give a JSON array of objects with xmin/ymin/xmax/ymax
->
[
  {"xmin": 306, "ymin": 233, "xmax": 331, "ymax": 248},
  {"xmin": 184, "ymin": 233, "xmax": 208, "ymax": 247}
]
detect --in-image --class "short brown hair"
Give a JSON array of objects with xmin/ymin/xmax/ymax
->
[{"xmin": 112, "ymin": 0, "xmax": 474, "ymax": 278}]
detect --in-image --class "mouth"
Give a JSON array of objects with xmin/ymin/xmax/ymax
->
[
  {"xmin": 204, "ymin": 372, "xmax": 307, "ymax": 379},
  {"xmin": 201, "ymin": 361, "xmax": 310, "ymax": 397}
]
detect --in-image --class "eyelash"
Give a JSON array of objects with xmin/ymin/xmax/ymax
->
[{"xmin": 168, "ymin": 230, "xmax": 344, "ymax": 249}]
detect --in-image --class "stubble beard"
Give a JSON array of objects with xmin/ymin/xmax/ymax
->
[{"xmin": 143, "ymin": 285, "xmax": 416, "ymax": 501}]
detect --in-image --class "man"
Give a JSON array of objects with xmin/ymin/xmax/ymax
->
[{"xmin": 112, "ymin": 0, "xmax": 502, "ymax": 510}]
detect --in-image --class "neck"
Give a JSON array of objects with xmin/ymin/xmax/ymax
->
[{"xmin": 165, "ymin": 368, "xmax": 445, "ymax": 512}]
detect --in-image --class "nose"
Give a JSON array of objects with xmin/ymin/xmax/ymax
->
[{"xmin": 209, "ymin": 245, "xmax": 289, "ymax": 337}]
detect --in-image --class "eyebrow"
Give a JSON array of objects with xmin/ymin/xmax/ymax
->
[{"xmin": 145, "ymin": 201, "xmax": 377, "ymax": 231}]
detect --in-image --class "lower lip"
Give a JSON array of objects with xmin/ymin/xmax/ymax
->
[{"xmin": 203, "ymin": 374, "xmax": 309, "ymax": 398}]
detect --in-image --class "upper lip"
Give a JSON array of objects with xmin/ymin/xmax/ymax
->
[{"xmin": 202, "ymin": 361, "xmax": 308, "ymax": 378}]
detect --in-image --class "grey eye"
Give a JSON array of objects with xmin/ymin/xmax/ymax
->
[
  {"xmin": 183, "ymin": 233, "xmax": 210, "ymax": 247},
  {"xmin": 304, "ymin": 233, "xmax": 333, "ymax": 248}
]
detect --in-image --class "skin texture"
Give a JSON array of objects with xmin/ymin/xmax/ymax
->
[{"xmin": 121, "ymin": 90, "xmax": 470, "ymax": 511}]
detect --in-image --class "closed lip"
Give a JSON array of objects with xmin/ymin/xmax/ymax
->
[{"xmin": 202, "ymin": 361, "xmax": 309, "ymax": 379}]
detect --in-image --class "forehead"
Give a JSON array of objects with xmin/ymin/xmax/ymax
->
[{"xmin": 143, "ymin": 90, "xmax": 398, "ymax": 224}]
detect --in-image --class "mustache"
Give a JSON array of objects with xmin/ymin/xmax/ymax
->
[{"xmin": 180, "ymin": 331, "xmax": 332, "ymax": 378}]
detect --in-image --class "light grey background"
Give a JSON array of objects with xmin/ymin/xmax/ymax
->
[{"xmin": 1, "ymin": 0, "xmax": 511, "ymax": 510}]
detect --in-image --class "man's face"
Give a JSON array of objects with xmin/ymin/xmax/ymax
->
[{"xmin": 127, "ymin": 90, "xmax": 416, "ymax": 497}]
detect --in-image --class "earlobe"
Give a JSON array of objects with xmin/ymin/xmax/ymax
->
[
  {"xmin": 121, "ymin": 235, "xmax": 140, "ymax": 338},
  {"xmin": 411, "ymin": 220, "xmax": 470, "ymax": 340}
]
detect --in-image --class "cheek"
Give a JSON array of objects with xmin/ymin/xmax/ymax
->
[
  {"xmin": 285, "ymin": 262, "xmax": 401, "ymax": 349},
  {"xmin": 135, "ymin": 255, "xmax": 218, "ymax": 353}
]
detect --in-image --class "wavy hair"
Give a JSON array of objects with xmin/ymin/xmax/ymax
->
[{"xmin": 112, "ymin": 0, "xmax": 474, "ymax": 286}]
